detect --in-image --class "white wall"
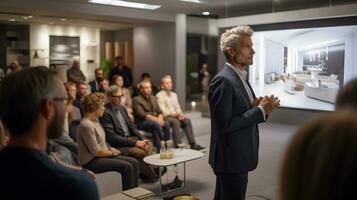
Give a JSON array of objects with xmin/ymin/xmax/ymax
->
[
  {"xmin": 175, "ymin": 14, "xmax": 187, "ymax": 107},
  {"xmin": 187, "ymin": 16, "xmax": 218, "ymax": 36},
  {"xmin": 30, "ymin": 24, "xmax": 100, "ymax": 81},
  {"xmin": 344, "ymin": 32, "xmax": 357, "ymax": 84},
  {"xmin": 353, "ymin": 33, "xmax": 357, "ymax": 79},
  {"xmin": 133, "ymin": 22, "xmax": 176, "ymax": 89}
]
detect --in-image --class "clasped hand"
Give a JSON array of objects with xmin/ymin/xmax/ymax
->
[{"xmin": 253, "ymin": 95, "xmax": 280, "ymax": 114}]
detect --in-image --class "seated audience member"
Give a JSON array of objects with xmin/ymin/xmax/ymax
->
[
  {"xmin": 66, "ymin": 60, "xmax": 86, "ymax": 84},
  {"xmin": 109, "ymin": 56, "xmax": 133, "ymax": 88},
  {"xmin": 89, "ymin": 68, "xmax": 104, "ymax": 93},
  {"xmin": 0, "ymin": 120, "xmax": 9, "ymax": 150},
  {"xmin": 0, "ymin": 67, "xmax": 98, "ymax": 200},
  {"xmin": 99, "ymin": 78, "xmax": 110, "ymax": 94},
  {"xmin": 64, "ymin": 81, "xmax": 82, "ymax": 141},
  {"xmin": 279, "ymin": 111, "xmax": 357, "ymax": 200},
  {"xmin": 156, "ymin": 75, "xmax": 205, "ymax": 150},
  {"xmin": 77, "ymin": 92, "xmax": 139, "ymax": 190},
  {"xmin": 100, "ymin": 85, "xmax": 158, "ymax": 182},
  {"xmin": 74, "ymin": 80, "xmax": 89, "ymax": 111},
  {"xmin": 336, "ymin": 78, "xmax": 357, "ymax": 110},
  {"xmin": 133, "ymin": 80, "xmax": 171, "ymax": 151},
  {"xmin": 133, "ymin": 73, "xmax": 159, "ymax": 97},
  {"xmin": 112, "ymin": 74, "xmax": 134, "ymax": 121},
  {"xmin": 99, "ymin": 78, "xmax": 110, "ymax": 103}
]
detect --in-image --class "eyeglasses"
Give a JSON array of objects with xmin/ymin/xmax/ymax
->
[
  {"xmin": 111, "ymin": 94, "xmax": 124, "ymax": 98},
  {"xmin": 53, "ymin": 97, "xmax": 70, "ymax": 103}
]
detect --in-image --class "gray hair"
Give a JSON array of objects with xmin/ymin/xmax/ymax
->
[
  {"xmin": 106, "ymin": 85, "xmax": 122, "ymax": 97},
  {"xmin": 161, "ymin": 75, "xmax": 172, "ymax": 84},
  {"xmin": 220, "ymin": 25, "xmax": 254, "ymax": 56}
]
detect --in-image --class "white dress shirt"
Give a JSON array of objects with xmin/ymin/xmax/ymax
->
[{"xmin": 226, "ymin": 63, "xmax": 266, "ymax": 120}]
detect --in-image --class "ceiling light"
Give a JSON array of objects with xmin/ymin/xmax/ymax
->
[
  {"xmin": 179, "ymin": 0, "xmax": 201, "ymax": 3},
  {"xmin": 9, "ymin": 19, "xmax": 16, "ymax": 22},
  {"xmin": 60, "ymin": 18, "xmax": 66, "ymax": 21},
  {"xmin": 88, "ymin": 0, "xmax": 161, "ymax": 10},
  {"xmin": 23, "ymin": 16, "xmax": 28, "ymax": 20},
  {"xmin": 202, "ymin": 11, "xmax": 209, "ymax": 15},
  {"xmin": 28, "ymin": 15, "xmax": 33, "ymax": 18}
]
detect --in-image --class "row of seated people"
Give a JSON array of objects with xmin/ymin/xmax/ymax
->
[
  {"xmin": 54, "ymin": 75, "xmax": 205, "ymax": 191},
  {"xmin": 67, "ymin": 72, "xmax": 205, "ymax": 152}
]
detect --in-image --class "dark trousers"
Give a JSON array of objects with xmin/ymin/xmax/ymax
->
[
  {"xmin": 165, "ymin": 117, "xmax": 195, "ymax": 146},
  {"xmin": 138, "ymin": 120, "xmax": 170, "ymax": 150},
  {"xmin": 84, "ymin": 155, "xmax": 139, "ymax": 190},
  {"xmin": 119, "ymin": 141, "xmax": 158, "ymax": 181},
  {"xmin": 214, "ymin": 172, "xmax": 248, "ymax": 200}
]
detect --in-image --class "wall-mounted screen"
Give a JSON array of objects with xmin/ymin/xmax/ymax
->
[{"xmin": 242, "ymin": 18, "xmax": 357, "ymax": 111}]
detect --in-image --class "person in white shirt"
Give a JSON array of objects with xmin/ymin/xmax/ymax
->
[{"xmin": 156, "ymin": 75, "xmax": 205, "ymax": 151}]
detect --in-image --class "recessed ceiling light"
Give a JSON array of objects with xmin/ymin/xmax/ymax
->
[
  {"xmin": 202, "ymin": 11, "xmax": 210, "ymax": 15},
  {"xmin": 60, "ymin": 18, "xmax": 66, "ymax": 21},
  {"xmin": 88, "ymin": 0, "xmax": 161, "ymax": 10},
  {"xmin": 179, "ymin": 0, "xmax": 201, "ymax": 3},
  {"xmin": 28, "ymin": 15, "xmax": 33, "ymax": 18},
  {"xmin": 23, "ymin": 16, "xmax": 28, "ymax": 20},
  {"xmin": 9, "ymin": 19, "xmax": 16, "ymax": 22}
]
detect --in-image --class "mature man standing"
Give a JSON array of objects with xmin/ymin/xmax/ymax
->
[
  {"xmin": 156, "ymin": 75, "xmax": 205, "ymax": 150},
  {"xmin": 66, "ymin": 60, "xmax": 86, "ymax": 84},
  {"xmin": 208, "ymin": 26, "xmax": 280, "ymax": 200},
  {"xmin": 0, "ymin": 67, "xmax": 98, "ymax": 200},
  {"xmin": 100, "ymin": 85, "xmax": 158, "ymax": 182}
]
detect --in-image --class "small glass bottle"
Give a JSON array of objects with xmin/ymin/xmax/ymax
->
[
  {"xmin": 166, "ymin": 140, "xmax": 174, "ymax": 159},
  {"xmin": 159, "ymin": 141, "xmax": 166, "ymax": 160}
]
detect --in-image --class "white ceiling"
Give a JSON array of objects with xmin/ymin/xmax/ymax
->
[{"xmin": 0, "ymin": 0, "xmax": 357, "ymax": 29}]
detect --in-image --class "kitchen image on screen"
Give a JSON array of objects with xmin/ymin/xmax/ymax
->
[{"xmin": 248, "ymin": 25, "xmax": 357, "ymax": 111}]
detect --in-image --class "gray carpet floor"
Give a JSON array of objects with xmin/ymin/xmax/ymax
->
[{"xmin": 139, "ymin": 112, "xmax": 298, "ymax": 200}]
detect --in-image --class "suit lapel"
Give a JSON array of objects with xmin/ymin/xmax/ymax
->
[
  {"xmin": 245, "ymin": 80, "xmax": 256, "ymax": 99},
  {"xmin": 225, "ymin": 65, "xmax": 252, "ymax": 107},
  {"xmin": 108, "ymin": 104, "xmax": 125, "ymax": 134}
]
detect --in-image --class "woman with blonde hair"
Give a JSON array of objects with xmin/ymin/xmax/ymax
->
[
  {"xmin": 77, "ymin": 92, "xmax": 139, "ymax": 190},
  {"xmin": 279, "ymin": 111, "xmax": 357, "ymax": 200}
]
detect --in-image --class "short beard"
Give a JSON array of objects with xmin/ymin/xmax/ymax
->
[
  {"xmin": 234, "ymin": 55, "xmax": 252, "ymax": 66},
  {"xmin": 47, "ymin": 106, "xmax": 65, "ymax": 139}
]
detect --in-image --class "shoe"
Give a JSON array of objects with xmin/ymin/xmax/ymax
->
[
  {"xmin": 190, "ymin": 144, "xmax": 206, "ymax": 151},
  {"xmin": 168, "ymin": 176, "xmax": 183, "ymax": 189}
]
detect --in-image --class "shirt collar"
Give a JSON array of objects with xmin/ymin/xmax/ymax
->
[{"xmin": 226, "ymin": 62, "xmax": 248, "ymax": 81}]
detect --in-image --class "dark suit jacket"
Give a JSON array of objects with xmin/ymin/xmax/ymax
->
[
  {"xmin": 89, "ymin": 80, "xmax": 100, "ymax": 93},
  {"xmin": 208, "ymin": 64, "xmax": 265, "ymax": 174},
  {"xmin": 132, "ymin": 94, "xmax": 163, "ymax": 126},
  {"xmin": 99, "ymin": 104, "xmax": 143, "ymax": 149}
]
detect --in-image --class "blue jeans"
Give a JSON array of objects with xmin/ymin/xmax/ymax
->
[{"xmin": 138, "ymin": 120, "xmax": 170, "ymax": 150}]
